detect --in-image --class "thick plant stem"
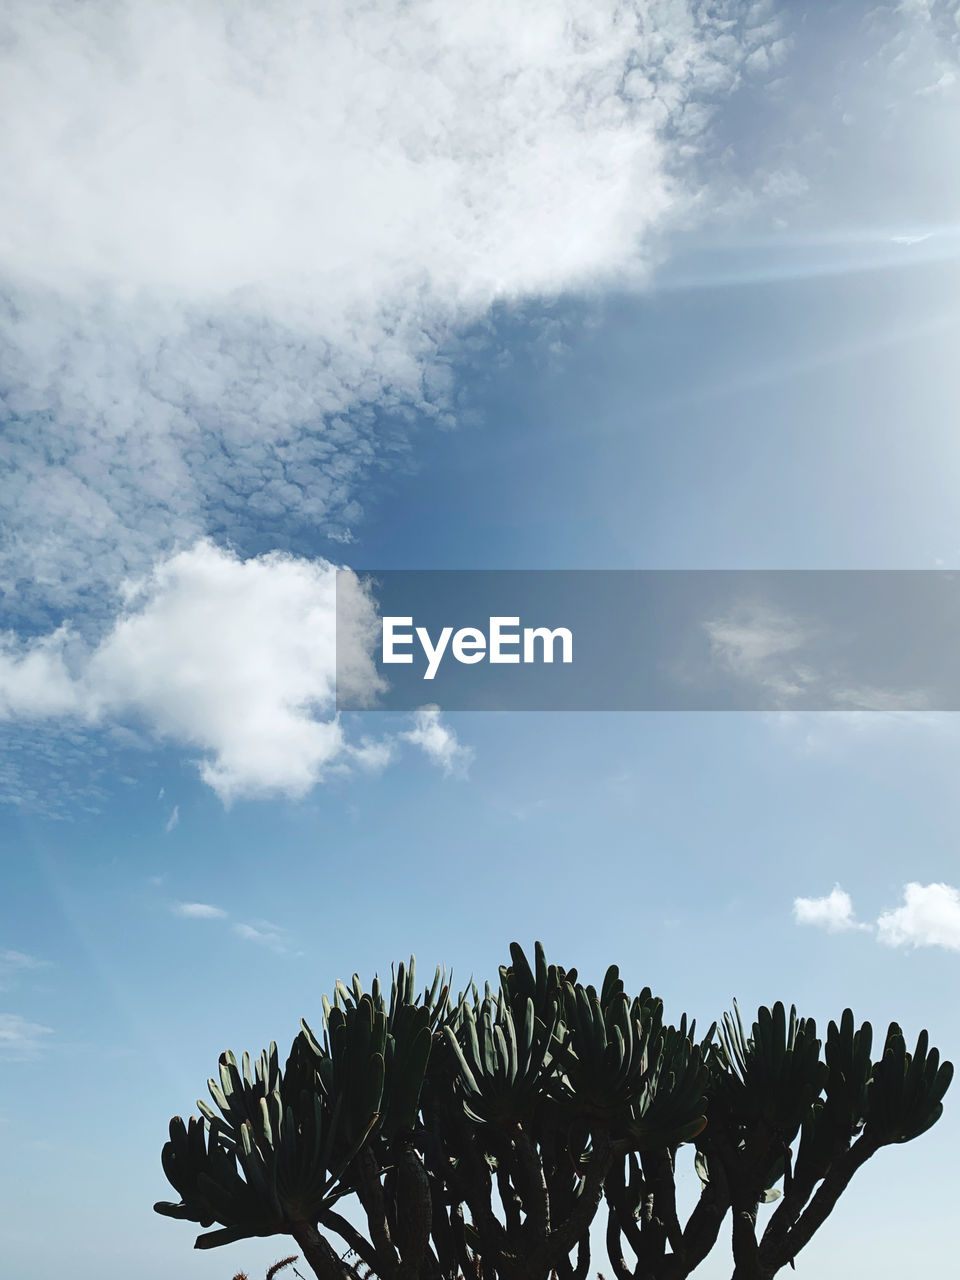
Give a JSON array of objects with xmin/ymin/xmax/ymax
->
[{"xmin": 291, "ymin": 1223, "xmax": 351, "ymax": 1280}]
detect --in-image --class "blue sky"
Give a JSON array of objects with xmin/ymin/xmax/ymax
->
[{"xmin": 3, "ymin": 2, "xmax": 960, "ymax": 1278}]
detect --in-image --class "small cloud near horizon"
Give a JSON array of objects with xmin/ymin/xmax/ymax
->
[
  {"xmin": 877, "ymin": 882, "xmax": 960, "ymax": 952},
  {"xmin": 795, "ymin": 880, "xmax": 960, "ymax": 952},
  {"xmin": 793, "ymin": 885, "xmax": 870, "ymax": 933}
]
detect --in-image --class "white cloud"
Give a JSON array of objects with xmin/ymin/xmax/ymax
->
[
  {"xmin": 88, "ymin": 543, "xmax": 351, "ymax": 800},
  {"xmin": 793, "ymin": 880, "xmax": 960, "ymax": 953},
  {"xmin": 0, "ymin": 3, "xmax": 762, "ymax": 305},
  {"xmin": 0, "ymin": 542, "xmax": 385, "ymax": 802},
  {"xmin": 793, "ymin": 885, "xmax": 869, "ymax": 933},
  {"xmin": 0, "ymin": 1013, "xmax": 53, "ymax": 1057},
  {"xmin": 0, "ymin": 2, "xmax": 780, "ymax": 610},
  {"xmin": 173, "ymin": 902, "xmax": 227, "ymax": 920},
  {"xmin": 0, "ymin": 950, "xmax": 49, "ymax": 991},
  {"xmin": 877, "ymin": 882, "xmax": 960, "ymax": 951},
  {"xmin": 0, "ymin": 628, "xmax": 88, "ymax": 719},
  {"xmin": 401, "ymin": 706, "xmax": 473, "ymax": 777},
  {"xmin": 164, "ymin": 805, "xmax": 179, "ymax": 833},
  {"xmin": 0, "ymin": 3, "xmax": 792, "ymax": 803},
  {"xmin": 344, "ymin": 738, "xmax": 396, "ymax": 772},
  {"xmin": 0, "ymin": 540, "xmax": 475, "ymax": 802},
  {"xmin": 167, "ymin": 891, "xmax": 291, "ymax": 951}
]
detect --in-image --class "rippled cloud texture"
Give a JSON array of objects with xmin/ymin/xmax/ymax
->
[{"xmin": 1, "ymin": 1, "xmax": 784, "ymax": 613}]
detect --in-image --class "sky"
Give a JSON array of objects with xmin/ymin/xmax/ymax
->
[{"xmin": 2, "ymin": 1, "xmax": 960, "ymax": 1277}]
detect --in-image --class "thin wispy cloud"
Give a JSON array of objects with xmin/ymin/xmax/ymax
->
[
  {"xmin": 702, "ymin": 602, "xmax": 935, "ymax": 713},
  {"xmin": 169, "ymin": 896, "xmax": 295, "ymax": 952},
  {"xmin": 401, "ymin": 706, "xmax": 473, "ymax": 778},
  {"xmin": 0, "ymin": 949, "xmax": 50, "ymax": 991},
  {"xmin": 342, "ymin": 738, "xmax": 396, "ymax": 774},
  {"xmin": 173, "ymin": 902, "xmax": 227, "ymax": 921},
  {"xmin": 164, "ymin": 805, "xmax": 179, "ymax": 834},
  {"xmin": 233, "ymin": 922, "xmax": 290, "ymax": 955},
  {"xmin": 703, "ymin": 604, "xmax": 818, "ymax": 704},
  {"xmin": 0, "ymin": 1013, "xmax": 53, "ymax": 1058}
]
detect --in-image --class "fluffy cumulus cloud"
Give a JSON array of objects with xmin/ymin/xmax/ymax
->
[
  {"xmin": 86, "ymin": 543, "xmax": 351, "ymax": 800},
  {"xmin": 0, "ymin": 543, "xmax": 344, "ymax": 799},
  {"xmin": 0, "ymin": 540, "xmax": 464, "ymax": 801},
  {"xmin": 876, "ymin": 882, "xmax": 960, "ymax": 952},
  {"xmin": 793, "ymin": 885, "xmax": 868, "ymax": 933},
  {"xmin": 795, "ymin": 880, "xmax": 960, "ymax": 952},
  {"xmin": 0, "ymin": 0, "xmax": 785, "ymax": 614}
]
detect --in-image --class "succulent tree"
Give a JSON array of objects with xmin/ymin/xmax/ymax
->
[{"xmin": 156, "ymin": 943, "xmax": 952, "ymax": 1280}]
